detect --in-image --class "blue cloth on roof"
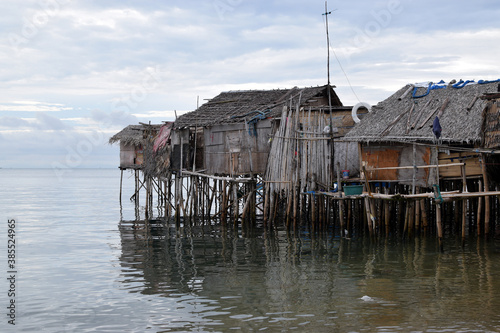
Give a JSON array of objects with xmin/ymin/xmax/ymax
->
[
  {"xmin": 433, "ymin": 116, "xmax": 442, "ymax": 139},
  {"xmin": 478, "ymin": 79, "xmax": 500, "ymax": 84},
  {"xmin": 412, "ymin": 82, "xmax": 432, "ymax": 98},
  {"xmin": 452, "ymin": 79, "xmax": 475, "ymax": 89},
  {"xmin": 412, "ymin": 81, "xmax": 447, "ymax": 98},
  {"xmin": 430, "ymin": 80, "xmax": 447, "ymax": 90}
]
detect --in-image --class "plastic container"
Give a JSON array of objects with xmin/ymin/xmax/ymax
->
[{"xmin": 343, "ymin": 185, "xmax": 363, "ymax": 196}]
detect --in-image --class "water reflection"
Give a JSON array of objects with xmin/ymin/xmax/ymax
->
[{"xmin": 117, "ymin": 220, "xmax": 500, "ymax": 332}]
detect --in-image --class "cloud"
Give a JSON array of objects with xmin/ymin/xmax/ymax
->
[
  {"xmin": 35, "ymin": 112, "xmax": 70, "ymax": 130},
  {"xmin": 2, "ymin": 0, "xmax": 500, "ymax": 167},
  {"xmin": 0, "ymin": 112, "xmax": 71, "ymax": 131},
  {"xmin": 0, "ymin": 117, "xmax": 31, "ymax": 128},
  {"xmin": 90, "ymin": 109, "xmax": 138, "ymax": 128},
  {"xmin": 0, "ymin": 101, "xmax": 72, "ymax": 112}
]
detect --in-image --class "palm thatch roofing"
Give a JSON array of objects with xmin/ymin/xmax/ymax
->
[
  {"xmin": 174, "ymin": 85, "xmax": 343, "ymax": 129},
  {"xmin": 109, "ymin": 124, "xmax": 162, "ymax": 146},
  {"xmin": 345, "ymin": 80, "xmax": 500, "ymax": 145}
]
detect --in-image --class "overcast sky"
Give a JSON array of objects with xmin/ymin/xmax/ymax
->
[{"xmin": 2, "ymin": 0, "xmax": 500, "ymax": 169}]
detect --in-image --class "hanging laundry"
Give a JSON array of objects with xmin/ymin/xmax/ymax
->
[{"xmin": 432, "ymin": 116, "xmax": 442, "ymax": 139}]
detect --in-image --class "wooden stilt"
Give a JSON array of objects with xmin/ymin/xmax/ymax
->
[
  {"xmin": 481, "ymin": 154, "xmax": 490, "ymax": 236},
  {"xmin": 477, "ymin": 179, "xmax": 483, "ymax": 236},
  {"xmin": 384, "ymin": 187, "xmax": 390, "ymax": 236},
  {"xmin": 415, "ymin": 188, "xmax": 421, "ymax": 233},
  {"xmin": 436, "ymin": 203, "xmax": 443, "ymax": 251},
  {"xmin": 119, "ymin": 169, "xmax": 123, "ymax": 203},
  {"xmin": 434, "ymin": 146, "xmax": 443, "ymax": 251},
  {"xmin": 337, "ymin": 163, "xmax": 345, "ymax": 237},
  {"xmin": 420, "ymin": 198, "xmax": 428, "ymax": 232},
  {"xmin": 461, "ymin": 162, "xmax": 467, "ymax": 243}
]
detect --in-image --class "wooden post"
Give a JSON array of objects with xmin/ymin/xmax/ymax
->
[
  {"xmin": 434, "ymin": 146, "xmax": 443, "ymax": 251},
  {"xmin": 403, "ymin": 202, "xmax": 409, "ymax": 237},
  {"xmin": 364, "ymin": 197, "xmax": 374, "ymax": 236},
  {"xmin": 362, "ymin": 166, "xmax": 375, "ymax": 237},
  {"xmin": 407, "ymin": 201, "xmax": 414, "ymax": 238},
  {"xmin": 384, "ymin": 187, "xmax": 390, "ymax": 236},
  {"xmin": 232, "ymin": 182, "xmax": 239, "ymax": 225},
  {"xmin": 420, "ymin": 199, "xmax": 427, "ymax": 232},
  {"xmin": 461, "ymin": 161, "xmax": 467, "ymax": 243},
  {"xmin": 477, "ymin": 179, "xmax": 483, "ymax": 236},
  {"xmin": 119, "ymin": 168, "xmax": 123, "ymax": 204},
  {"xmin": 337, "ymin": 162, "xmax": 345, "ymax": 237},
  {"xmin": 436, "ymin": 203, "xmax": 443, "ymax": 251},
  {"xmin": 481, "ymin": 154, "xmax": 490, "ymax": 236},
  {"xmin": 412, "ymin": 144, "xmax": 417, "ymax": 194},
  {"xmin": 221, "ymin": 180, "xmax": 228, "ymax": 225},
  {"xmin": 415, "ymin": 188, "xmax": 421, "ymax": 232}
]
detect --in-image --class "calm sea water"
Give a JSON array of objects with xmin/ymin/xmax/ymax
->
[{"xmin": 1, "ymin": 168, "xmax": 500, "ymax": 332}]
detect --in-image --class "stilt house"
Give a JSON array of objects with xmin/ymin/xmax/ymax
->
[
  {"xmin": 109, "ymin": 124, "xmax": 161, "ymax": 169},
  {"xmin": 344, "ymin": 79, "xmax": 500, "ymax": 188},
  {"xmin": 110, "ymin": 84, "xmax": 369, "ymax": 225},
  {"xmin": 173, "ymin": 85, "xmax": 363, "ymax": 178}
]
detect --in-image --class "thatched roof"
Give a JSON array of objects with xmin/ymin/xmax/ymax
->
[
  {"xmin": 345, "ymin": 80, "xmax": 500, "ymax": 144},
  {"xmin": 174, "ymin": 85, "xmax": 342, "ymax": 128},
  {"xmin": 109, "ymin": 124, "xmax": 162, "ymax": 146}
]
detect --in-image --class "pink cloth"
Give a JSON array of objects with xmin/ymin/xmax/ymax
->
[{"xmin": 153, "ymin": 123, "xmax": 173, "ymax": 152}]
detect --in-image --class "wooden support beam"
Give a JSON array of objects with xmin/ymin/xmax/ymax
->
[
  {"xmin": 366, "ymin": 162, "xmax": 464, "ymax": 171},
  {"xmin": 180, "ymin": 170, "xmax": 253, "ymax": 183},
  {"xmin": 411, "ymin": 99, "xmax": 433, "ymax": 130},
  {"xmin": 381, "ymin": 112, "xmax": 406, "ymax": 137},
  {"xmin": 405, "ymin": 103, "xmax": 416, "ymax": 134},
  {"xmin": 398, "ymin": 85, "xmax": 414, "ymax": 100},
  {"xmin": 466, "ymin": 94, "xmax": 479, "ymax": 111}
]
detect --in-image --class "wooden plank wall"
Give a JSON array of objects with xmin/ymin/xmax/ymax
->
[
  {"xmin": 170, "ymin": 129, "xmax": 191, "ymax": 171},
  {"xmin": 483, "ymin": 99, "xmax": 500, "ymax": 149},
  {"xmin": 361, "ymin": 144, "xmax": 431, "ymax": 186},
  {"xmin": 438, "ymin": 152, "xmax": 481, "ymax": 178},
  {"xmin": 204, "ymin": 120, "xmax": 273, "ymax": 175},
  {"xmin": 120, "ymin": 142, "xmax": 136, "ymax": 167}
]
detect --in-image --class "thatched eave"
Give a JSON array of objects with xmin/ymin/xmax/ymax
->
[
  {"xmin": 174, "ymin": 85, "xmax": 343, "ymax": 129},
  {"xmin": 345, "ymin": 80, "xmax": 500, "ymax": 145}
]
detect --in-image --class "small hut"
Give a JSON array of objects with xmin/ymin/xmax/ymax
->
[
  {"xmin": 344, "ymin": 79, "xmax": 500, "ymax": 238},
  {"xmin": 173, "ymin": 85, "xmax": 362, "ymax": 176},
  {"xmin": 109, "ymin": 125, "xmax": 145, "ymax": 168},
  {"xmin": 109, "ymin": 123, "xmax": 163, "ymax": 214},
  {"xmin": 345, "ymin": 80, "xmax": 500, "ymax": 185}
]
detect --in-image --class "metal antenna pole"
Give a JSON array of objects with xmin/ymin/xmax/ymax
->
[{"xmin": 323, "ymin": 1, "xmax": 332, "ymax": 86}]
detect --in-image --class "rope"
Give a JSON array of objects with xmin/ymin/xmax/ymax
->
[{"xmin": 412, "ymin": 82, "xmax": 432, "ymax": 98}]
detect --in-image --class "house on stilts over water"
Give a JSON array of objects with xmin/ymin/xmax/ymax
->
[
  {"xmin": 343, "ymin": 79, "xmax": 500, "ymax": 243},
  {"xmin": 110, "ymin": 84, "xmax": 369, "ymax": 226}
]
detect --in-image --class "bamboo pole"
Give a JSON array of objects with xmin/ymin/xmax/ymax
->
[
  {"xmin": 434, "ymin": 146, "xmax": 443, "ymax": 252},
  {"xmin": 366, "ymin": 162, "xmax": 464, "ymax": 171},
  {"xmin": 337, "ymin": 162, "xmax": 345, "ymax": 237},
  {"xmin": 119, "ymin": 169, "xmax": 123, "ymax": 204},
  {"xmin": 415, "ymin": 187, "xmax": 421, "ymax": 232},
  {"xmin": 477, "ymin": 179, "xmax": 483, "ymax": 236},
  {"xmin": 420, "ymin": 197, "xmax": 428, "ymax": 232},
  {"xmin": 408, "ymin": 201, "xmax": 415, "ymax": 238},
  {"xmin": 180, "ymin": 170, "xmax": 253, "ymax": 182},
  {"xmin": 384, "ymin": 187, "xmax": 390, "ymax": 236},
  {"xmin": 481, "ymin": 154, "xmax": 490, "ymax": 236},
  {"xmin": 362, "ymin": 166, "xmax": 375, "ymax": 237},
  {"xmin": 412, "ymin": 144, "xmax": 417, "ymax": 194},
  {"xmin": 461, "ymin": 161, "xmax": 467, "ymax": 243}
]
